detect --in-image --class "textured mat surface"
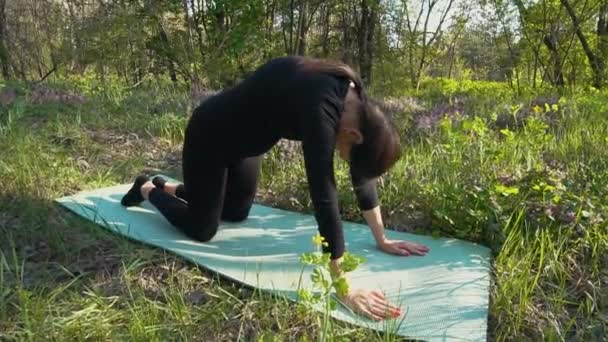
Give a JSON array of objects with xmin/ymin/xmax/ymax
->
[{"xmin": 56, "ymin": 180, "xmax": 491, "ymax": 341}]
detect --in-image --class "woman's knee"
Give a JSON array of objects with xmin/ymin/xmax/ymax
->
[
  {"xmin": 178, "ymin": 212, "xmax": 219, "ymax": 242},
  {"xmin": 221, "ymin": 206, "xmax": 251, "ymax": 222},
  {"xmin": 187, "ymin": 221, "xmax": 219, "ymax": 242}
]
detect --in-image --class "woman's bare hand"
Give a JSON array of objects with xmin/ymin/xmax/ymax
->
[
  {"xmin": 339, "ymin": 288, "xmax": 402, "ymax": 321},
  {"xmin": 378, "ymin": 239, "xmax": 429, "ymax": 256}
]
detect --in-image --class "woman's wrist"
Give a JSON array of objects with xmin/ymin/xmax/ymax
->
[
  {"xmin": 375, "ymin": 236, "xmax": 388, "ymax": 247},
  {"xmin": 362, "ymin": 206, "xmax": 388, "ymax": 247}
]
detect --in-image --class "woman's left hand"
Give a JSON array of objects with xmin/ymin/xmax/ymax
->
[{"xmin": 378, "ymin": 239, "xmax": 429, "ymax": 256}]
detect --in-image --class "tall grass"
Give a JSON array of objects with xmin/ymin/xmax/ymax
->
[
  {"xmin": 0, "ymin": 79, "xmax": 606, "ymax": 340},
  {"xmin": 261, "ymin": 84, "xmax": 608, "ymax": 340}
]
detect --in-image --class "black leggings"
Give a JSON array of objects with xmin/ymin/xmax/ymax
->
[{"xmin": 148, "ymin": 155, "xmax": 261, "ymax": 242}]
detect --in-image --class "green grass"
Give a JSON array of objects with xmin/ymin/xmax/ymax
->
[{"xmin": 0, "ymin": 80, "xmax": 606, "ymax": 340}]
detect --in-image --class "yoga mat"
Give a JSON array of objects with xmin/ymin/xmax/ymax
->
[{"xmin": 56, "ymin": 178, "xmax": 491, "ymax": 341}]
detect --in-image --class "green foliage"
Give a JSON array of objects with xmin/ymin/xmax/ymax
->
[
  {"xmin": 298, "ymin": 234, "xmax": 366, "ymax": 341},
  {"xmin": 262, "ymin": 79, "xmax": 606, "ymax": 339},
  {"xmin": 418, "ymin": 77, "xmax": 521, "ymax": 103}
]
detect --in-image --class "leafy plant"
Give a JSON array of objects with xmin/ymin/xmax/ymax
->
[{"xmin": 297, "ymin": 234, "xmax": 365, "ymax": 341}]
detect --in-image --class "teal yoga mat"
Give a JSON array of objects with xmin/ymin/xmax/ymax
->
[{"xmin": 56, "ymin": 178, "xmax": 491, "ymax": 341}]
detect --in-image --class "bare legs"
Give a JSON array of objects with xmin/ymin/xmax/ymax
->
[{"xmin": 140, "ymin": 181, "xmax": 154, "ymax": 200}]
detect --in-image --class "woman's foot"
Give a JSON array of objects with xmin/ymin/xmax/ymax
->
[
  {"xmin": 152, "ymin": 176, "xmax": 181, "ymax": 197},
  {"xmin": 121, "ymin": 175, "xmax": 149, "ymax": 207},
  {"xmin": 152, "ymin": 176, "xmax": 166, "ymax": 190}
]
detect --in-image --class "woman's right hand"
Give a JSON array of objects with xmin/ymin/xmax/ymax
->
[{"xmin": 338, "ymin": 288, "xmax": 402, "ymax": 321}]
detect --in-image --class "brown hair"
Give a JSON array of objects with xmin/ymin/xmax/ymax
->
[
  {"xmin": 298, "ymin": 57, "xmax": 401, "ymax": 179},
  {"xmin": 350, "ymin": 100, "xmax": 402, "ymax": 179}
]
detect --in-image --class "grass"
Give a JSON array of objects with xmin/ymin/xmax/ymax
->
[{"xmin": 0, "ymin": 79, "xmax": 606, "ymax": 340}]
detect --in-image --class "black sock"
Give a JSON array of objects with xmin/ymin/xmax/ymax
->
[
  {"xmin": 121, "ymin": 175, "xmax": 149, "ymax": 207},
  {"xmin": 152, "ymin": 176, "xmax": 166, "ymax": 190}
]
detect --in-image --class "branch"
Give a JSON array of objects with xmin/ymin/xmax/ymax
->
[
  {"xmin": 514, "ymin": 0, "xmax": 549, "ymax": 82},
  {"xmin": 34, "ymin": 64, "xmax": 56, "ymax": 84},
  {"xmin": 403, "ymin": 1, "xmax": 412, "ymax": 34},
  {"xmin": 421, "ymin": 0, "xmax": 437, "ymax": 47},
  {"xmin": 560, "ymin": 0, "xmax": 600, "ymax": 71},
  {"xmin": 306, "ymin": 0, "xmax": 323, "ymax": 30},
  {"xmin": 427, "ymin": 0, "xmax": 455, "ymax": 47}
]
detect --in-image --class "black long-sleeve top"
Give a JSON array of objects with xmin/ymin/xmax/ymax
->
[{"xmin": 189, "ymin": 56, "xmax": 379, "ymax": 259}]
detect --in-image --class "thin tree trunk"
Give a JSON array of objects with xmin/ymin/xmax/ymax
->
[
  {"xmin": 403, "ymin": 0, "xmax": 421, "ymax": 88},
  {"xmin": 189, "ymin": 0, "xmax": 205, "ymax": 59},
  {"xmin": 158, "ymin": 23, "xmax": 177, "ymax": 83},
  {"xmin": 358, "ymin": 0, "xmax": 371, "ymax": 83},
  {"xmin": 67, "ymin": 0, "xmax": 84, "ymax": 73},
  {"xmin": 340, "ymin": 4, "xmax": 352, "ymax": 64},
  {"xmin": 358, "ymin": 0, "xmax": 379, "ymax": 84},
  {"xmin": 532, "ymin": 52, "xmax": 538, "ymax": 88},
  {"xmin": 598, "ymin": 1, "xmax": 608, "ymax": 70},
  {"xmin": 321, "ymin": 2, "xmax": 331, "ymax": 57},
  {"xmin": 214, "ymin": 2, "xmax": 227, "ymax": 48},
  {"xmin": 18, "ymin": 57, "xmax": 26, "ymax": 81},
  {"xmin": 415, "ymin": 0, "xmax": 455, "ymax": 90},
  {"xmin": 0, "ymin": 0, "xmax": 9, "ymax": 79},
  {"xmin": 514, "ymin": 0, "xmax": 550, "ymax": 88},
  {"xmin": 491, "ymin": 0, "xmax": 518, "ymax": 88},
  {"xmin": 560, "ymin": 0, "xmax": 604, "ymax": 88},
  {"xmin": 543, "ymin": 33, "xmax": 565, "ymax": 87},
  {"xmin": 296, "ymin": 0, "xmax": 308, "ymax": 55},
  {"xmin": 289, "ymin": 0, "xmax": 295, "ymax": 54},
  {"xmin": 182, "ymin": 0, "xmax": 200, "ymax": 88},
  {"xmin": 365, "ymin": 1, "xmax": 377, "ymax": 82},
  {"xmin": 265, "ymin": 0, "xmax": 276, "ymax": 59}
]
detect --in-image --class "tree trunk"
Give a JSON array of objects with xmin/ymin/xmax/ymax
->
[
  {"xmin": 543, "ymin": 33, "xmax": 565, "ymax": 87},
  {"xmin": 182, "ymin": 0, "xmax": 201, "ymax": 88},
  {"xmin": 560, "ymin": 0, "xmax": 604, "ymax": 88},
  {"xmin": 289, "ymin": 0, "xmax": 295, "ymax": 54},
  {"xmin": 296, "ymin": 0, "xmax": 308, "ymax": 55},
  {"xmin": 598, "ymin": 1, "xmax": 608, "ymax": 72},
  {"xmin": 189, "ymin": 0, "xmax": 206, "ymax": 59},
  {"xmin": 158, "ymin": 23, "xmax": 177, "ymax": 83},
  {"xmin": 532, "ymin": 51, "xmax": 538, "ymax": 88},
  {"xmin": 447, "ymin": 39, "xmax": 457, "ymax": 79},
  {"xmin": 411, "ymin": 0, "xmax": 455, "ymax": 90},
  {"xmin": 340, "ymin": 4, "xmax": 353, "ymax": 65},
  {"xmin": 265, "ymin": 0, "xmax": 276, "ymax": 59},
  {"xmin": 321, "ymin": 2, "xmax": 331, "ymax": 57},
  {"xmin": 514, "ymin": 0, "xmax": 555, "ymax": 88},
  {"xmin": 358, "ymin": 0, "xmax": 378, "ymax": 84},
  {"xmin": 0, "ymin": 0, "xmax": 9, "ymax": 79},
  {"xmin": 66, "ymin": 0, "xmax": 85, "ymax": 74},
  {"xmin": 213, "ymin": 2, "xmax": 228, "ymax": 48},
  {"xmin": 18, "ymin": 57, "xmax": 26, "ymax": 81}
]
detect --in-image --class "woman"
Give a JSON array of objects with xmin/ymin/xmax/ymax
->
[{"xmin": 121, "ymin": 56, "xmax": 429, "ymax": 321}]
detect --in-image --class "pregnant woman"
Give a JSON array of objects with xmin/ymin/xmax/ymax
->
[{"xmin": 121, "ymin": 56, "xmax": 429, "ymax": 320}]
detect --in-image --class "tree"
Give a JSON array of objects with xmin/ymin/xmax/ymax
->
[
  {"xmin": 358, "ymin": 0, "xmax": 380, "ymax": 84},
  {"xmin": 402, "ymin": 0, "xmax": 456, "ymax": 89},
  {"xmin": 560, "ymin": 0, "xmax": 606, "ymax": 88},
  {"xmin": 0, "ymin": 0, "xmax": 9, "ymax": 79}
]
